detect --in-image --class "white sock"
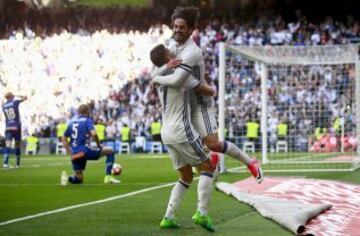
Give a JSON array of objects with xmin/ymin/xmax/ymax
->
[
  {"xmin": 197, "ymin": 172, "xmax": 213, "ymax": 216},
  {"xmin": 224, "ymin": 141, "xmax": 252, "ymax": 165},
  {"xmin": 165, "ymin": 179, "xmax": 190, "ymax": 219}
]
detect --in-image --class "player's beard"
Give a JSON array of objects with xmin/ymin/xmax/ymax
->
[{"xmin": 174, "ymin": 31, "xmax": 190, "ymax": 44}]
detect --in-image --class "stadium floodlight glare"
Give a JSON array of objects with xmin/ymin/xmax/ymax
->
[{"xmin": 218, "ymin": 43, "xmax": 360, "ymax": 172}]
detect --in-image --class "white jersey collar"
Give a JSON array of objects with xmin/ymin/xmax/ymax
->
[{"xmin": 175, "ymin": 37, "xmax": 193, "ymax": 54}]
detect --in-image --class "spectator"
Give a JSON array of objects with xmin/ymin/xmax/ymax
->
[
  {"xmin": 120, "ymin": 123, "xmax": 131, "ymax": 143},
  {"xmin": 150, "ymin": 118, "xmax": 162, "ymax": 142},
  {"xmin": 0, "ymin": 6, "xmax": 358, "ymax": 152}
]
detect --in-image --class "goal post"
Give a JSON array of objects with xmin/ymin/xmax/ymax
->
[
  {"xmin": 218, "ymin": 40, "xmax": 226, "ymax": 172},
  {"xmin": 218, "ymin": 42, "xmax": 360, "ymax": 172}
]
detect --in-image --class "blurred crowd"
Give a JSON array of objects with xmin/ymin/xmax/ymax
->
[
  {"xmin": 0, "ymin": 6, "xmax": 170, "ymax": 38},
  {"xmin": 0, "ymin": 24, "xmax": 171, "ymax": 139},
  {"xmin": 0, "ymin": 7, "xmax": 359, "ymax": 150},
  {"xmin": 225, "ymin": 61, "xmax": 356, "ymax": 151}
]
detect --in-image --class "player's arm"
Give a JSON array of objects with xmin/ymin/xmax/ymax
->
[
  {"xmin": 62, "ymin": 125, "xmax": 71, "ymax": 155},
  {"xmin": 152, "ymin": 67, "xmax": 200, "ymax": 88},
  {"xmin": 151, "ymin": 65, "xmax": 167, "ymax": 78},
  {"xmin": 62, "ymin": 135, "xmax": 70, "ymax": 155},
  {"xmin": 151, "ymin": 58, "xmax": 182, "ymax": 77},
  {"xmin": 86, "ymin": 119, "xmax": 101, "ymax": 148},
  {"xmin": 194, "ymin": 73, "xmax": 215, "ymax": 96},
  {"xmin": 90, "ymin": 130, "xmax": 101, "ymax": 148},
  {"xmin": 195, "ymin": 82, "xmax": 215, "ymax": 96},
  {"xmin": 17, "ymin": 95, "xmax": 27, "ymax": 102},
  {"xmin": 152, "ymin": 68, "xmax": 190, "ymax": 87},
  {"xmin": 152, "ymin": 51, "xmax": 199, "ymax": 88},
  {"xmin": 61, "ymin": 136, "xmax": 70, "ymax": 155}
]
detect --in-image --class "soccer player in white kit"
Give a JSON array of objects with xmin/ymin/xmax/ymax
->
[
  {"xmin": 150, "ymin": 44, "xmax": 216, "ymax": 232},
  {"xmin": 153, "ymin": 6, "xmax": 263, "ymax": 184}
]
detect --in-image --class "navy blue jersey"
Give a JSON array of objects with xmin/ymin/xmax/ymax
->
[
  {"xmin": 2, "ymin": 99, "xmax": 22, "ymax": 129},
  {"xmin": 64, "ymin": 116, "xmax": 95, "ymax": 153}
]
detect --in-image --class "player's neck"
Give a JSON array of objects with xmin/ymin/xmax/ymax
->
[{"xmin": 176, "ymin": 37, "xmax": 190, "ymax": 47}]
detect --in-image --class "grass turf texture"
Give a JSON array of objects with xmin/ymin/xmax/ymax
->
[{"xmin": 0, "ymin": 154, "xmax": 359, "ymax": 236}]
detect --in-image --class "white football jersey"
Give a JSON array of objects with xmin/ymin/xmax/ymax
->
[
  {"xmin": 170, "ymin": 38, "xmax": 217, "ymax": 137},
  {"xmin": 152, "ymin": 38, "xmax": 216, "ymax": 141},
  {"xmin": 152, "ymin": 66, "xmax": 200, "ymax": 144},
  {"xmin": 168, "ymin": 38, "xmax": 215, "ymax": 110}
]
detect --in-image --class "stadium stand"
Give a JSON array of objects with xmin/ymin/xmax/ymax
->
[{"xmin": 0, "ymin": 5, "xmax": 359, "ymax": 152}]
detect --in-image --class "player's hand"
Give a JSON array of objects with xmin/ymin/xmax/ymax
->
[
  {"xmin": 208, "ymin": 89, "xmax": 216, "ymax": 97},
  {"xmin": 204, "ymin": 73, "xmax": 210, "ymax": 83},
  {"xmin": 166, "ymin": 58, "xmax": 182, "ymax": 69},
  {"xmin": 150, "ymin": 80, "xmax": 157, "ymax": 87},
  {"xmin": 65, "ymin": 148, "xmax": 71, "ymax": 155}
]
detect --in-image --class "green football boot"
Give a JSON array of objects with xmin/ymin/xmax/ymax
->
[
  {"xmin": 159, "ymin": 217, "xmax": 180, "ymax": 229},
  {"xmin": 104, "ymin": 175, "xmax": 121, "ymax": 184},
  {"xmin": 192, "ymin": 211, "xmax": 215, "ymax": 232}
]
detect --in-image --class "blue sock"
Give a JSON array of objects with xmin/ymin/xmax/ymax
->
[
  {"xmin": 3, "ymin": 147, "xmax": 10, "ymax": 165},
  {"xmin": 68, "ymin": 176, "xmax": 82, "ymax": 184},
  {"xmin": 105, "ymin": 153, "xmax": 115, "ymax": 175},
  {"xmin": 15, "ymin": 148, "xmax": 21, "ymax": 166},
  {"xmin": 222, "ymin": 141, "xmax": 228, "ymax": 153}
]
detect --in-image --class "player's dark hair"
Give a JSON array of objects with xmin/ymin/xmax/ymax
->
[
  {"xmin": 171, "ymin": 6, "xmax": 200, "ymax": 29},
  {"xmin": 78, "ymin": 104, "xmax": 89, "ymax": 116},
  {"xmin": 150, "ymin": 44, "xmax": 167, "ymax": 67}
]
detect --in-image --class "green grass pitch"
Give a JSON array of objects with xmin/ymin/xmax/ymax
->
[{"xmin": 0, "ymin": 154, "xmax": 359, "ymax": 236}]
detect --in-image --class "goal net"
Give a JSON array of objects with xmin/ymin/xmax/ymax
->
[{"xmin": 218, "ymin": 43, "xmax": 360, "ymax": 172}]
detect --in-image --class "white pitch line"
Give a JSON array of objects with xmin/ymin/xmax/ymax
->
[
  {"xmin": 0, "ymin": 163, "xmax": 67, "ymax": 171},
  {"xmin": 0, "ymin": 181, "xmax": 176, "ymax": 226},
  {"xmin": 0, "ymin": 166, "xmax": 239, "ymax": 227}
]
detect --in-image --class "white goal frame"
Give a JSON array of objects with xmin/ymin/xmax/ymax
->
[{"xmin": 218, "ymin": 42, "xmax": 360, "ymax": 172}]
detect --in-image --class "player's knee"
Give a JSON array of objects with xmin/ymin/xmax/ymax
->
[
  {"xmin": 198, "ymin": 161, "xmax": 214, "ymax": 173},
  {"xmin": 206, "ymin": 140, "xmax": 223, "ymax": 153},
  {"xmin": 102, "ymin": 147, "xmax": 114, "ymax": 155},
  {"xmin": 179, "ymin": 172, "xmax": 193, "ymax": 183},
  {"xmin": 185, "ymin": 169, "xmax": 194, "ymax": 183},
  {"xmin": 179, "ymin": 166, "xmax": 193, "ymax": 183},
  {"xmin": 181, "ymin": 175, "xmax": 193, "ymax": 184}
]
